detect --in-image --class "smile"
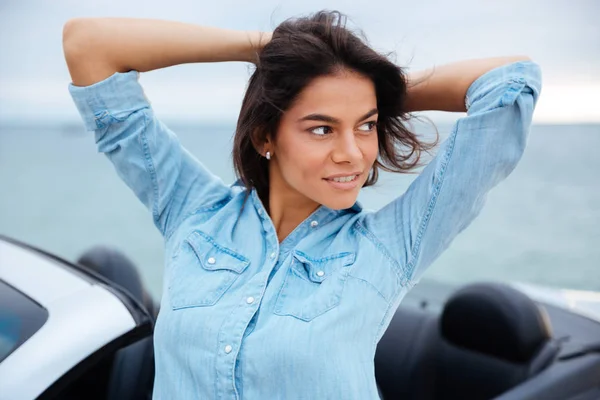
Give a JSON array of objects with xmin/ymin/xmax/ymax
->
[
  {"xmin": 323, "ymin": 174, "xmax": 361, "ymax": 190},
  {"xmin": 328, "ymin": 175, "xmax": 359, "ymax": 183}
]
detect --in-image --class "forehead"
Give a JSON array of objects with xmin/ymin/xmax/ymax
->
[{"xmin": 288, "ymin": 70, "xmax": 377, "ymax": 117}]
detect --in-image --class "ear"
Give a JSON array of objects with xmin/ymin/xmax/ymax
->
[{"xmin": 250, "ymin": 128, "xmax": 272, "ymax": 157}]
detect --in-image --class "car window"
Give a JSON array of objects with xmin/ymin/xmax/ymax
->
[{"xmin": 0, "ymin": 279, "xmax": 49, "ymax": 362}]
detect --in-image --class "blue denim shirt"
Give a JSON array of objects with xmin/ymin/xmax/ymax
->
[{"xmin": 68, "ymin": 60, "xmax": 541, "ymax": 399}]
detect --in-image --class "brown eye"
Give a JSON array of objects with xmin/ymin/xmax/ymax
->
[
  {"xmin": 310, "ymin": 126, "xmax": 332, "ymax": 135},
  {"xmin": 358, "ymin": 121, "xmax": 377, "ymax": 132}
]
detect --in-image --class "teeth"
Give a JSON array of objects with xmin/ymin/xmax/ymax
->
[{"xmin": 331, "ymin": 175, "xmax": 357, "ymax": 183}]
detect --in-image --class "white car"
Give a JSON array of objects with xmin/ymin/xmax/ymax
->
[
  {"xmin": 0, "ymin": 236, "xmax": 155, "ymax": 400},
  {"xmin": 1, "ymin": 234, "xmax": 599, "ymax": 400}
]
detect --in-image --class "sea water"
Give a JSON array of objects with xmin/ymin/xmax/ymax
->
[{"xmin": 1, "ymin": 122, "xmax": 598, "ymax": 299}]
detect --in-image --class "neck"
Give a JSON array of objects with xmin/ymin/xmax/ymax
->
[{"xmin": 267, "ymin": 168, "xmax": 320, "ymax": 244}]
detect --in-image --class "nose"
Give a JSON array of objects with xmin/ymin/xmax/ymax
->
[{"xmin": 331, "ymin": 131, "xmax": 363, "ymax": 164}]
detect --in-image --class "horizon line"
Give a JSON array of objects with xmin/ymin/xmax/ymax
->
[{"xmin": 1, "ymin": 120, "xmax": 599, "ymax": 130}]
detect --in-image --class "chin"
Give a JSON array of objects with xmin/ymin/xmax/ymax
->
[{"xmin": 320, "ymin": 193, "xmax": 359, "ymax": 211}]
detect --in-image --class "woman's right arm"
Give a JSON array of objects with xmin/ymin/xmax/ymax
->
[
  {"xmin": 63, "ymin": 19, "xmax": 268, "ymax": 239},
  {"xmin": 63, "ymin": 17, "xmax": 269, "ymax": 85}
]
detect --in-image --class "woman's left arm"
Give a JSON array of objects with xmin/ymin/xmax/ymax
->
[
  {"xmin": 361, "ymin": 57, "xmax": 542, "ymax": 288},
  {"xmin": 404, "ymin": 55, "xmax": 532, "ymax": 113}
]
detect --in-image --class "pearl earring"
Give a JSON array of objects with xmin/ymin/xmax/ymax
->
[{"xmin": 266, "ymin": 151, "xmax": 271, "ymax": 160}]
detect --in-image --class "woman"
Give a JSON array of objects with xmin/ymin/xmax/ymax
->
[{"xmin": 63, "ymin": 10, "xmax": 541, "ymax": 399}]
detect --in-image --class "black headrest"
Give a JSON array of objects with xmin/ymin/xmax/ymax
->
[{"xmin": 440, "ymin": 282, "xmax": 552, "ymax": 363}]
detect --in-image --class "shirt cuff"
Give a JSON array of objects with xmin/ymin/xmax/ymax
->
[
  {"xmin": 465, "ymin": 60, "xmax": 542, "ymax": 111},
  {"xmin": 68, "ymin": 70, "xmax": 151, "ymax": 131}
]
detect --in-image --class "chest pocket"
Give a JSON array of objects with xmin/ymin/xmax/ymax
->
[
  {"xmin": 274, "ymin": 250, "xmax": 356, "ymax": 322},
  {"xmin": 168, "ymin": 231, "xmax": 250, "ymax": 310}
]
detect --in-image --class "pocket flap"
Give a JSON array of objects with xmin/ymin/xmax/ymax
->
[
  {"xmin": 292, "ymin": 250, "xmax": 355, "ymax": 283},
  {"xmin": 186, "ymin": 231, "xmax": 250, "ymax": 274}
]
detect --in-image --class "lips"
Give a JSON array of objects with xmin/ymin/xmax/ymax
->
[
  {"xmin": 323, "ymin": 173, "xmax": 361, "ymax": 190},
  {"xmin": 325, "ymin": 174, "xmax": 359, "ymax": 183},
  {"xmin": 323, "ymin": 171, "xmax": 362, "ymax": 180}
]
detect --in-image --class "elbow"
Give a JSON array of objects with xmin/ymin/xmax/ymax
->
[
  {"xmin": 63, "ymin": 18, "xmax": 112, "ymax": 85},
  {"xmin": 62, "ymin": 18, "xmax": 83, "ymax": 54},
  {"xmin": 63, "ymin": 19, "xmax": 92, "ymax": 84},
  {"xmin": 62, "ymin": 18, "xmax": 89, "ymax": 62},
  {"xmin": 63, "ymin": 18, "xmax": 105, "ymax": 67}
]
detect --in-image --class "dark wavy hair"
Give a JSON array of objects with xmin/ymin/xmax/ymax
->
[{"xmin": 232, "ymin": 10, "xmax": 437, "ymax": 211}]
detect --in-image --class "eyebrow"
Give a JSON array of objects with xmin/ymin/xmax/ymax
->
[{"xmin": 297, "ymin": 108, "xmax": 378, "ymax": 124}]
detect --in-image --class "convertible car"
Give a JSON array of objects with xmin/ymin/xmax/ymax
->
[{"xmin": 1, "ymin": 234, "xmax": 599, "ymax": 400}]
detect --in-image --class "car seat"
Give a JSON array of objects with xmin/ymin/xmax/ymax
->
[{"xmin": 375, "ymin": 282, "xmax": 561, "ymax": 400}]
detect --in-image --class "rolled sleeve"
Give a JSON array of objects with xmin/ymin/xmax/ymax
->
[
  {"xmin": 68, "ymin": 70, "xmax": 151, "ymax": 131},
  {"xmin": 465, "ymin": 60, "xmax": 542, "ymax": 113}
]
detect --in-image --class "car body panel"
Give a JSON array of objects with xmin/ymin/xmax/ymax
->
[
  {"xmin": 0, "ymin": 239, "xmax": 137, "ymax": 400},
  {"xmin": 0, "ymin": 240, "xmax": 91, "ymax": 304}
]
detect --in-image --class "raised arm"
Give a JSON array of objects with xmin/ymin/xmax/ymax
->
[
  {"xmin": 403, "ymin": 55, "xmax": 532, "ymax": 113},
  {"xmin": 63, "ymin": 17, "xmax": 270, "ymax": 85},
  {"xmin": 63, "ymin": 18, "xmax": 271, "ymax": 239},
  {"xmin": 361, "ymin": 57, "xmax": 542, "ymax": 287}
]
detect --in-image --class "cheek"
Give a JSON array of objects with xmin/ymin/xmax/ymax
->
[
  {"xmin": 295, "ymin": 143, "xmax": 328, "ymax": 179},
  {"xmin": 278, "ymin": 134, "xmax": 327, "ymax": 180}
]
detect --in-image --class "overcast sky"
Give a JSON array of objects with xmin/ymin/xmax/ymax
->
[{"xmin": 0, "ymin": 0, "xmax": 598, "ymax": 124}]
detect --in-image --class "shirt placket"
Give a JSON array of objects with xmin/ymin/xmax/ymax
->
[
  {"xmin": 215, "ymin": 270, "xmax": 273, "ymax": 399},
  {"xmin": 215, "ymin": 192, "xmax": 281, "ymax": 399}
]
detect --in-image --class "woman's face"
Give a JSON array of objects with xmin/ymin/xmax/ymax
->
[{"xmin": 269, "ymin": 69, "xmax": 379, "ymax": 210}]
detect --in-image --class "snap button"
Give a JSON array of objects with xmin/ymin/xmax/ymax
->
[
  {"xmin": 224, "ymin": 345, "xmax": 232, "ymax": 354},
  {"xmin": 207, "ymin": 257, "xmax": 216, "ymax": 265},
  {"xmin": 310, "ymin": 220, "xmax": 318, "ymax": 228},
  {"xmin": 270, "ymin": 252, "xmax": 276, "ymax": 259},
  {"xmin": 316, "ymin": 270, "xmax": 325, "ymax": 277},
  {"xmin": 246, "ymin": 296, "xmax": 255, "ymax": 304}
]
